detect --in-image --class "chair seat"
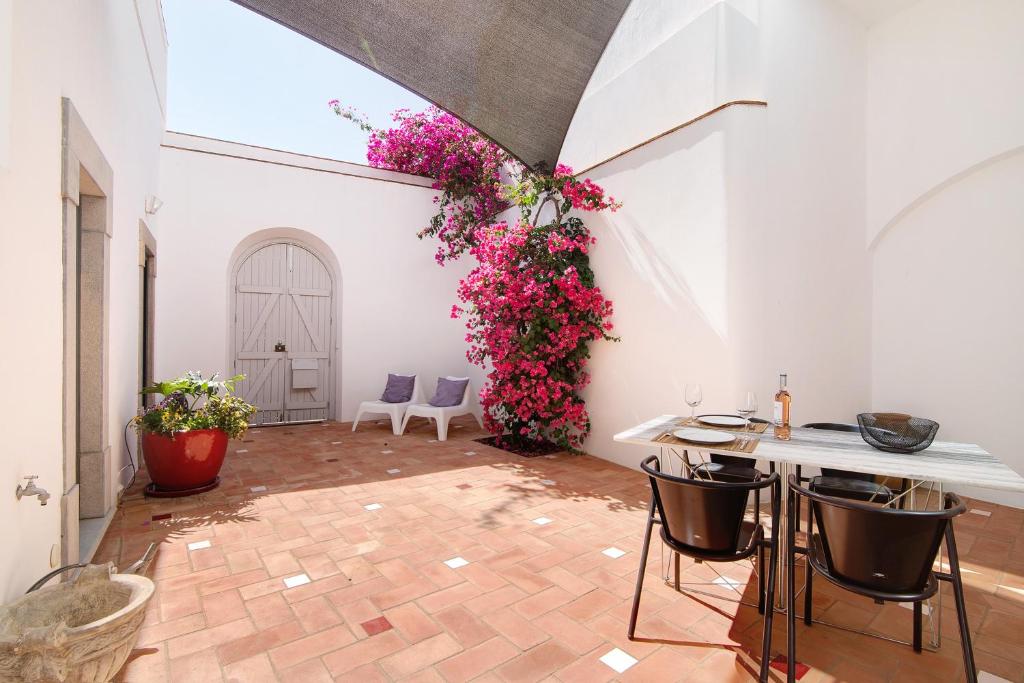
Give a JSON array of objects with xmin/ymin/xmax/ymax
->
[
  {"xmin": 399, "ymin": 382, "xmax": 483, "ymax": 441},
  {"xmin": 692, "ymin": 462, "xmax": 761, "ymax": 484},
  {"xmin": 359, "ymin": 399, "xmax": 411, "ymax": 410},
  {"xmin": 712, "ymin": 454, "xmax": 756, "ymax": 469},
  {"xmin": 807, "ymin": 533, "xmax": 938, "ymax": 601},
  {"xmin": 810, "ymin": 475, "xmax": 894, "ymax": 503},
  {"xmin": 661, "ymin": 520, "xmax": 763, "ymax": 562}
]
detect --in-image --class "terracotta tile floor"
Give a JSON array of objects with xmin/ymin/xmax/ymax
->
[{"xmin": 95, "ymin": 418, "xmax": 1024, "ymax": 682}]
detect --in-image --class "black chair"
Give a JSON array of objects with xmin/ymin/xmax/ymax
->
[
  {"xmin": 629, "ymin": 455, "xmax": 781, "ymax": 682},
  {"xmin": 786, "ymin": 474, "xmax": 976, "ymax": 683},
  {"xmin": 687, "ymin": 417, "xmax": 770, "ymax": 507}
]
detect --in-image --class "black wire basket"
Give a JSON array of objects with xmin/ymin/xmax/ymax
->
[{"xmin": 857, "ymin": 413, "xmax": 939, "ymax": 453}]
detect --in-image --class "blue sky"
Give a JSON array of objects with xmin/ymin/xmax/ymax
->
[{"xmin": 163, "ymin": 0, "xmax": 429, "ymax": 163}]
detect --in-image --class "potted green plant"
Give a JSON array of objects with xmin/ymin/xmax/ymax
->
[{"xmin": 133, "ymin": 372, "xmax": 256, "ymax": 497}]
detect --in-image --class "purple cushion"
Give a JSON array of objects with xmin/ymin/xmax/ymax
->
[
  {"xmin": 380, "ymin": 374, "xmax": 415, "ymax": 403},
  {"xmin": 429, "ymin": 377, "xmax": 469, "ymax": 407}
]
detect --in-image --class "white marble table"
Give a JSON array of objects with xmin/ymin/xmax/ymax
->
[
  {"xmin": 614, "ymin": 414, "xmax": 1024, "ymax": 493},
  {"xmin": 614, "ymin": 414, "xmax": 1024, "ymax": 650}
]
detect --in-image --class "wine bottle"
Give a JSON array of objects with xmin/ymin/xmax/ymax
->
[{"xmin": 773, "ymin": 373, "xmax": 791, "ymax": 441}]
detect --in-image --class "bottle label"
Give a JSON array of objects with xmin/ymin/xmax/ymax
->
[{"xmin": 773, "ymin": 401, "xmax": 783, "ymax": 425}]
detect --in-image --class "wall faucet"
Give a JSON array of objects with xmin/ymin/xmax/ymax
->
[{"xmin": 16, "ymin": 476, "xmax": 50, "ymax": 506}]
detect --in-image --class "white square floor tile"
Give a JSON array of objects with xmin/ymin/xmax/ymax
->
[
  {"xmin": 979, "ymin": 673, "xmax": 1012, "ymax": 683},
  {"xmin": 599, "ymin": 648, "xmax": 637, "ymax": 674},
  {"xmin": 540, "ymin": 479, "xmax": 556, "ymax": 486},
  {"xmin": 364, "ymin": 503, "xmax": 383, "ymax": 511},
  {"xmin": 464, "ymin": 451, "xmax": 477, "ymax": 456},
  {"xmin": 428, "ymin": 439, "xmax": 438, "ymax": 443},
  {"xmin": 235, "ymin": 449, "xmax": 248, "ymax": 453},
  {"xmin": 532, "ymin": 517, "xmax": 553, "ymax": 526},
  {"xmin": 387, "ymin": 468, "xmax": 401, "ymax": 474},
  {"xmin": 712, "ymin": 576, "xmax": 744, "ymax": 590},
  {"xmin": 899, "ymin": 601, "xmax": 932, "ymax": 616},
  {"xmin": 250, "ymin": 485, "xmax": 267, "ymax": 493},
  {"xmin": 331, "ymin": 441, "xmax": 343, "ymax": 445},
  {"xmin": 602, "ymin": 547, "xmax": 626, "ymax": 559},
  {"xmin": 444, "ymin": 556, "xmax": 469, "ymax": 569},
  {"xmin": 969, "ymin": 508, "xmax": 992, "ymax": 517},
  {"xmin": 187, "ymin": 540, "xmax": 211, "ymax": 551},
  {"xmin": 283, "ymin": 574, "xmax": 310, "ymax": 589},
  {"xmin": 381, "ymin": 450, "xmax": 394, "ymax": 454}
]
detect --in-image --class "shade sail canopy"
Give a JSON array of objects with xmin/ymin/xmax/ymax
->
[{"xmin": 230, "ymin": 0, "xmax": 630, "ymax": 170}]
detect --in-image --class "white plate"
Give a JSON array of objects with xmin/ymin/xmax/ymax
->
[
  {"xmin": 697, "ymin": 415, "xmax": 747, "ymax": 428},
  {"xmin": 672, "ymin": 428, "xmax": 736, "ymax": 445}
]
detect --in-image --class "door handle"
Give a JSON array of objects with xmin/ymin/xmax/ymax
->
[{"xmin": 274, "ymin": 342, "xmax": 286, "ymax": 352}]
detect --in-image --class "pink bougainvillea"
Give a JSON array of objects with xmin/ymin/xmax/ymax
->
[
  {"xmin": 333, "ymin": 102, "xmax": 619, "ymax": 451},
  {"xmin": 453, "ymin": 218, "xmax": 615, "ymax": 449},
  {"xmin": 332, "ymin": 102, "xmax": 510, "ymax": 264}
]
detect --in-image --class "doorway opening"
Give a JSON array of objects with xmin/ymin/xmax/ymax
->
[
  {"xmin": 61, "ymin": 99, "xmax": 114, "ymax": 565},
  {"xmin": 139, "ymin": 223, "xmax": 157, "ymax": 406}
]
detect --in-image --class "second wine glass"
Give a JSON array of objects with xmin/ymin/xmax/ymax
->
[
  {"xmin": 685, "ymin": 384, "xmax": 703, "ymax": 421},
  {"xmin": 737, "ymin": 391, "xmax": 758, "ymax": 431}
]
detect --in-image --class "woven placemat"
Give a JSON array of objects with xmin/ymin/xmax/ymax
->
[
  {"xmin": 675, "ymin": 416, "xmax": 770, "ymax": 434},
  {"xmin": 654, "ymin": 430, "xmax": 759, "ymax": 454}
]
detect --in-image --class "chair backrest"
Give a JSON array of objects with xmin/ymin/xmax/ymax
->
[
  {"xmin": 802, "ymin": 422, "xmax": 859, "ymax": 432},
  {"xmin": 792, "ymin": 475, "xmax": 965, "ymax": 594},
  {"xmin": 641, "ymin": 456, "xmax": 775, "ymax": 554},
  {"xmin": 710, "ymin": 453, "xmax": 756, "ymax": 468}
]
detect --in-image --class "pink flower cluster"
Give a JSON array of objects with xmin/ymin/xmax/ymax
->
[
  {"xmin": 334, "ymin": 101, "xmax": 619, "ymax": 450},
  {"xmin": 365, "ymin": 107, "xmax": 511, "ymax": 263},
  {"xmin": 553, "ymin": 164, "xmax": 622, "ymax": 212},
  {"xmin": 453, "ymin": 220, "xmax": 615, "ymax": 450}
]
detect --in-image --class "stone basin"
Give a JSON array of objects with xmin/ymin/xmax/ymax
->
[{"xmin": 0, "ymin": 564, "xmax": 154, "ymax": 682}]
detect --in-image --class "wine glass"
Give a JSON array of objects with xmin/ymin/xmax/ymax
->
[
  {"xmin": 684, "ymin": 384, "xmax": 703, "ymax": 421},
  {"xmin": 737, "ymin": 392, "xmax": 758, "ymax": 431}
]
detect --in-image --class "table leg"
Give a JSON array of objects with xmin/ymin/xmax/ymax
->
[
  {"xmin": 775, "ymin": 460, "xmax": 792, "ymax": 611},
  {"xmin": 932, "ymin": 480, "xmax": 944, "ymax": 649}
]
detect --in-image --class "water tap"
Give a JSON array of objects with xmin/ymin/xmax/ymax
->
[{"xmin": 16, "ymin": 476, "xmax": 50, "ymax": 506}]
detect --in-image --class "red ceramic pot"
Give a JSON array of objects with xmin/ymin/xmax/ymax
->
[{"xmin": 141, "ymin": 429, "xmax": 228, "ymax": 491}]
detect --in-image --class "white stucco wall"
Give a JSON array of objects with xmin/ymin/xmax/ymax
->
[
  {"xmin": 562, "ymin": 0, "xmax": 872, "ymax": 470},
  {"xmin": 865, "ymin": 0, "xmax": 1024, "ymax": 244},
  {"xmin": 0, "ymin": 1, "xmax": 166, "ymax": 599},
  {"xmin": 561, "ymin": 0, "xmax": 762, "ymax": 172},
  {"xmin": 156, "ymin": 134, "xmax": 470, "ymax": 422},
  {"xmin": 867, "ymin": 0, "xmax": 1024, "ymax": 505}
]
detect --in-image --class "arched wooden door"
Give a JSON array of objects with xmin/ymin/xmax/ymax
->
[{"xmin": 232, "ymin": 240, "xmax": 334, "ymax": 425}]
